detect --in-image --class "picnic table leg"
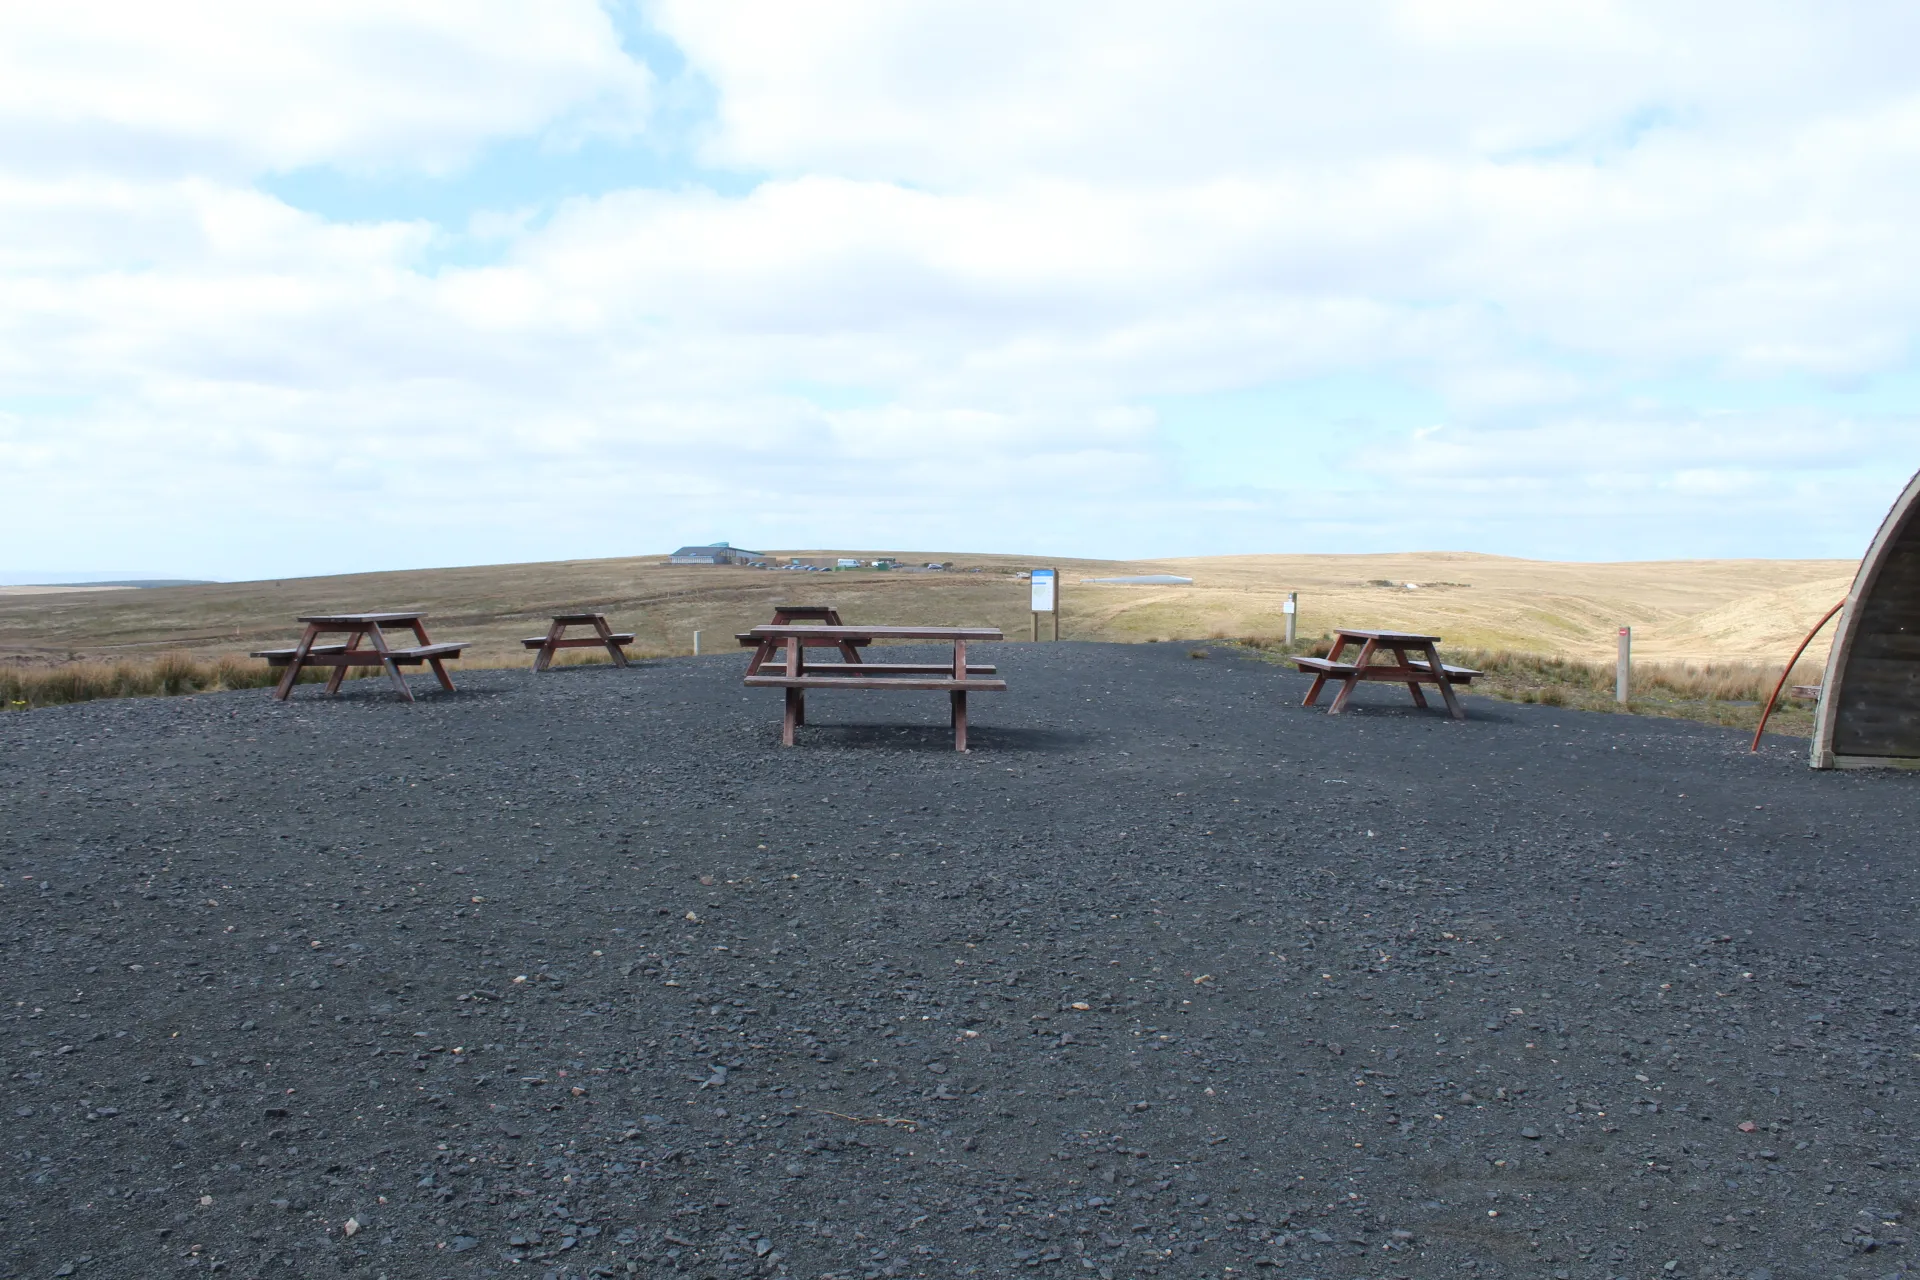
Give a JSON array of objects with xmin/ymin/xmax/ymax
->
[
  {"xmin": 323, "ymin": 630, "xmax": 361, "ymax": 696},
  {"xmin": 1391, "ymin": 646, "xmax": 1428, "ymax": 709},
  {"xmin": 951, "ymin": 636, "xmax": 971, "ymax": 750},
  {"xmin": 365, "ymin": 624, "xmax": 415, "ymax": 702},
  {"xmin": 534, "ymin": 619, "xmax": 564, "ymax": 673},
  {"xmin": 591, "ymin": 615, "xmax": 628, "ymax": 668},
  {"xmin": 1303, "ymin": 633, "xmax": 1352, "ymax": 707},
  {"xmin": 1425, "ymin": 642, "xmax": 1466, "ymax": 720},
  {"xmin": 778, "ymin": 632, "xmax": 803, "ymax": 742},
  {"xmin": 745, "ymin": 640, "xmax": 775, "ymax": 675},
  {"xmin": 403, "ymin": 618, "xmax": 456, "ymax": 692},
  {"xmin": 1327, "ymin": 638, "xmax": 1376, "ymax": 715},
  {"xmin": 273, "ymin": 623, "xmax": 321, "ymax": 700}
]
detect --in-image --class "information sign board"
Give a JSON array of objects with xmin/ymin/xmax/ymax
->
[{"xmin": 1030, "ymin": 568, "xmax": 1057, "ymax": 614}]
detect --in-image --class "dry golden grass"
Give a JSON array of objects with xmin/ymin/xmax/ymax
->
[
  {"xmin": 1131, "ymin": 551, "xmax": 1854, "ymax": 666},
  {"xmin": 1, "ymin": 651, "xmax": 308, "ymax": 709}
]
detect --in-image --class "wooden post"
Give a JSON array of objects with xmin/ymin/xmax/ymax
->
[
  {"xmin": 1616, "ymin": 626, "xmax": 1631, "ymax": 704},
  {"xmin": 1053, "ymin": 576, "xmax": 1061, "ymax": 642},
  {"xmin": 1284, "ymin": 592, "xmax": 1298, "ymax": 646}
]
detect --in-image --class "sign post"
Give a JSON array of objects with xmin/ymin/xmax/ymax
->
[
  {"xmin": 1616, "ymin": 626, "xmax": 1631, "ymax": 704},
  {"xmin": 1284, "ymin": 591, "xmax": 1298, "ymax": 647},
  {"xmin": 1030, "ymin": 568, "xmax": 1059, "ymax": 641}
]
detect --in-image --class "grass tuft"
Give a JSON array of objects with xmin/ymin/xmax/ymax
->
[
  {"xmin": 1, "ymin": 653, "xmax": 360, "ymax": 711},
  {"xmin": 3, "ymin": 644, "xmax": 675, "ymax": 711}
]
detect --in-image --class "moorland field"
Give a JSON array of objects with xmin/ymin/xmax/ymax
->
[{"xmin": 0, "ymin": 549, "xmax": 1856, "ymax": 671}]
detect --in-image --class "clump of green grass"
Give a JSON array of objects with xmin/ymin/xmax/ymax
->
[
  {"xmin": 1233, "ymin": 635, "xmax": 1823, "ymax": 736},
  {"xmin": 1, "ymin": 653, "xmax": 353, "ymax": 711}
]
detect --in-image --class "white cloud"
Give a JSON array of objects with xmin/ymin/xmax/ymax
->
[
  {"xmin": 2, "ymin": 1, "xmax": 1919, "ymax": 577},
  {"xmin": 0, "ymin": 0, "xmax": 651, "ymax": 175}
]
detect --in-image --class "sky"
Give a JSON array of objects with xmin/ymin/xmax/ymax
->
[{"xmin": 4, "ymin": 1, "xmax": 1920, "ymax": 581}]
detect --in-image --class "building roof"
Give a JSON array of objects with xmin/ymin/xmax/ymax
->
[{"xmin": 669, "ymin": 542, "xmax": 765, "ymax": 561}]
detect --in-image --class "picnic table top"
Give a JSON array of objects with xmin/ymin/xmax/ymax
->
[
  {"xmin": 546, "ymin": 612, "xmax": 610, "ymax": 624},
  {"xmin": 296, "ymin": 612, "xmax": 428, "ymax": 626},
  {"xmin": 748, "ymin": 624, "xmax": 1003, "ymax": 641},
  {"xmin": 1333, "ymin": 629, "xmax": 1444, "ymax": 643}
]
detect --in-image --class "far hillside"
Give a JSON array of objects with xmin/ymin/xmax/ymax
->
[{"xmin": 0, "ymin": 548, "xmax": 1855, "ymax": 673}]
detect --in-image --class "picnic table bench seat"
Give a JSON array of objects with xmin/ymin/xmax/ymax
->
[
  {"xmin": 744, "ymin": 674, "xmax": 1008, "ymax": 692},
  {"xmin": 252, "ymin": 643, "xmax": 350, "ymax": 663},
  {"xmin": 1405, "ymin": 658, "xmax": 1482, "ymax": 680},
  {"xmin": 735, "ymin": 631, "xmax": 872, "ymax": 647},
  {"xmin": 1291, "ymin": 655, "xmax": 1480, "ymax": 682},
  {"xmin": 766, "ymin": 660, "xmax": 997, "ymax": 675},
  {"xmin": 252, "ymin": 641, "xmax": 469, "ymax": 667},
  {"xmin": 520, "ymin": 631, "xmax": 636, "ymax": 648},
  {"xmin": 1289, "ymin": 655, "xmax": 1358, "ymax": 676}
]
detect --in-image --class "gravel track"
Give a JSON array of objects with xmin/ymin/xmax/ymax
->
[{"xmin": 2, "ymin": 641, "xmax": 1917, "ymax": 1280}]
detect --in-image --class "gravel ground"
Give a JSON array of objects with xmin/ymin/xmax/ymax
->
[{"xmin": 2, "ymin": 641, "xmax": 1917, "ymax": 1280}]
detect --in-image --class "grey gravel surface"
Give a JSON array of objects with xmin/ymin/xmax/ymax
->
[{"xmin": 1, "ymin": 640, "xmax": 1917, "ymax": 1280}]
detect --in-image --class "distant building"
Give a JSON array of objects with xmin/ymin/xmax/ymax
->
[{"xmin": 669, "ymin": 541, "xmax": 767, "ymax": 566}]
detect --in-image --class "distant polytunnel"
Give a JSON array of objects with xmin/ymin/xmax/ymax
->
[{"xmin": 1812, "ymin": 466, "xmax": 1920, "ymax": 769}]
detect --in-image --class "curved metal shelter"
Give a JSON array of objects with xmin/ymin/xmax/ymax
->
[{"xmin": 1812, "ymin": 466, "xmax": 1920, "ymax": 769}]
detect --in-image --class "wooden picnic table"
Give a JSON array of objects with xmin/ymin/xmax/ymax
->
[
  {"xmin": 521, "ymin": 613, "xmax": 634, "ymax": 671},
  {"xmin": 741, "ymin": 624, "xmax": 1005, "ymax": 750},
  {"xmin": 1291, "ymin": 628, "xmax": 1480, "ymax": 719},
  {"xmin": 252, "ymin": 612, "xmax": 469, "ymax": 702},
  {"xmin": 737, "ymin": 604, "xmax": 870, "ymax": 670}
]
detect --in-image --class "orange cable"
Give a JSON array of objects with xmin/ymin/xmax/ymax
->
[{"xmin": 1749, "ymin": 599, "xmax": 1846, "ymax": 753}]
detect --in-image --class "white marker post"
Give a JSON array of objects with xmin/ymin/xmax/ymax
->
[
  {"xmin": 1031, "ymin": 568, "xmax": 1059, "ymax": 642},
  {"xmin": 693, "ymin": 630, "xmax": 702, "ymax": 656},
  {"xmin": 1284, "ymin": 591, "xmax": 1298, "ymax": 647},
  {"xmin": 1616, "ymin": 626, "xmax": 1631, "ymax": 704}
]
